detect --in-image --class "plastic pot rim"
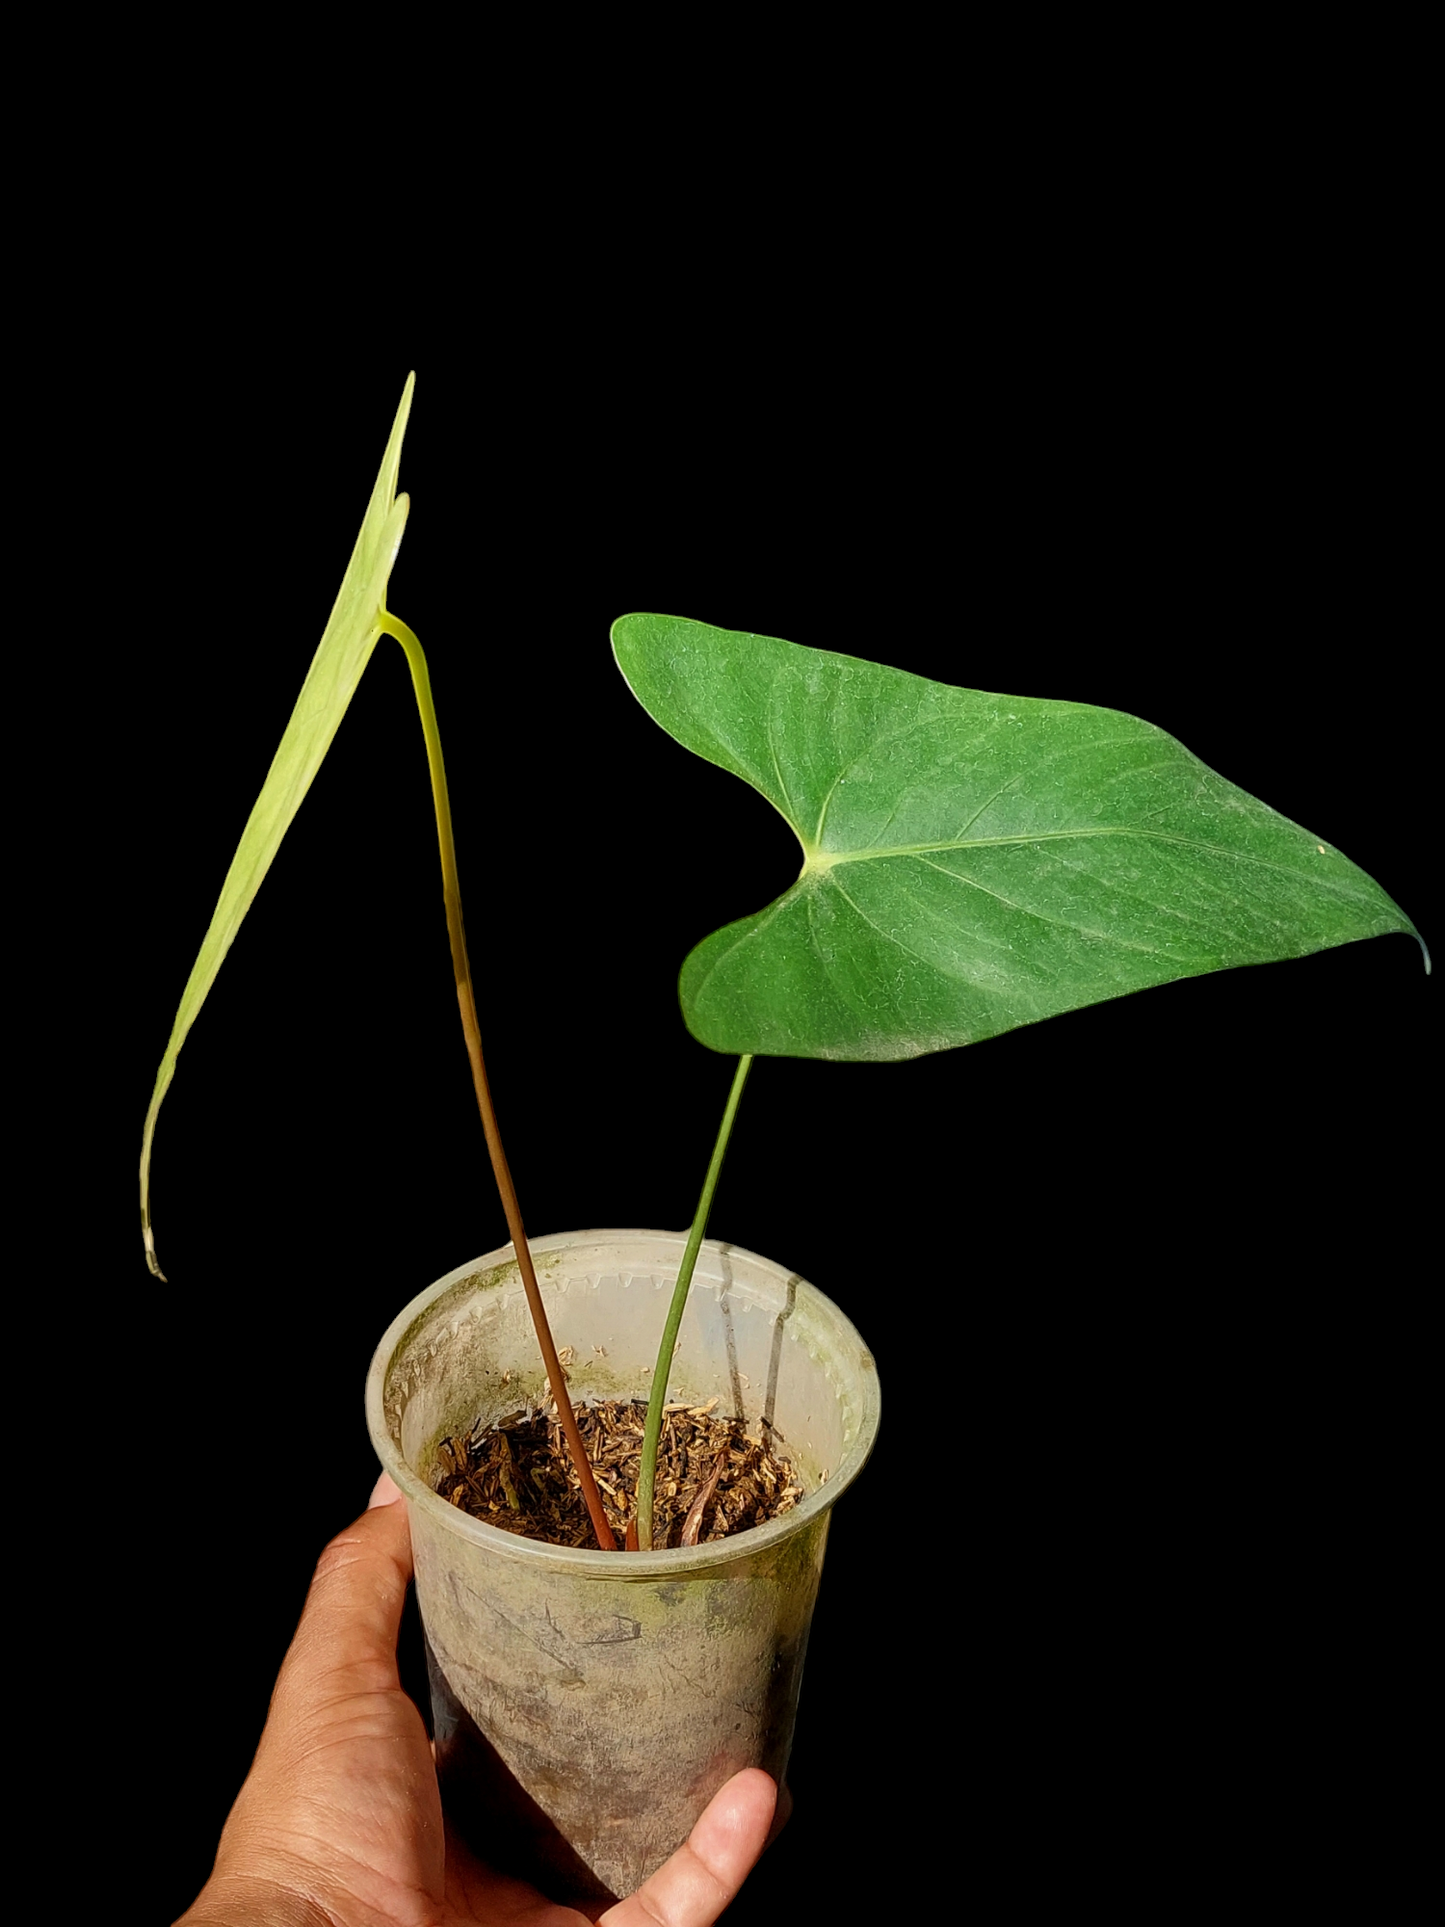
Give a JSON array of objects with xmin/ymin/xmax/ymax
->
[{"xmin": 365, "ymin": 1226, "xmax": 881, "ymax": 1580}]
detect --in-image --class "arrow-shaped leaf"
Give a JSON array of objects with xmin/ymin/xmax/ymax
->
[
  {"xmin": 612, "ymin": 614, "xmax": 1426, "ymax": 1061},
  {"xmin": 141, "ymin": 375, "xmax": 415, "ymax": 1275}
]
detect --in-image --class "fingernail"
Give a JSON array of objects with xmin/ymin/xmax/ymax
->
[{"xmin": 368, "ymin": 1470, "xmax": 403, "ymax": 1508}]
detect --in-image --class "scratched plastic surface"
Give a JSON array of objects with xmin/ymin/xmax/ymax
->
[{"xmin": 366, "ymin": 1229, "xmax": 880, "ymax": 1902}]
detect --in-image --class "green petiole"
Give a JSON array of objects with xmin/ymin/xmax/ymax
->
[{"xmin": 635, "ymin": 1053, "xmax": 754, "ymax": 1551}]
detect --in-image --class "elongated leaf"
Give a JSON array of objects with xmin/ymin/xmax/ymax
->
[
  {"xmin": 612, "ymin": 614, "xmax": 1426, "ymax": 1061},
  {"xmin": 141, "ymin": 375, "xmax": 415, "ymax": 1275}
]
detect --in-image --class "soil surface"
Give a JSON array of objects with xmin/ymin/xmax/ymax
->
[{"xmin": 433, "ymin": 1396, "xmax": 804, "ymax": 1550}]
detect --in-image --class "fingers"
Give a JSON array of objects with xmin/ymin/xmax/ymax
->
[
  {"xmin": 198, "ymin": 1476, "xmax": 442, "ymax": 1920},
  {"xmin": 265, "ymin": 1474, "xmax": 415, "ymax": 1736},
  {"xmin": 600, "ymin": 1769, "xmax": 778, "ymax": 1927}
]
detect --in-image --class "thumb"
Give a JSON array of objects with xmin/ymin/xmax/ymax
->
[{"xmin": 600, "ymin": 1769, "xmax": 778, "ymax": 1926}]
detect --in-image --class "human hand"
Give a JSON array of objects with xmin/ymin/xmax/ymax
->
[{"xmin": 177, "ymin": 1474, "xmax": 777, "ymax": 1926}]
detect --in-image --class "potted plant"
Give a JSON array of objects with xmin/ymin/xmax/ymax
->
[{"xmin": 142, "ymin": 375, "xmax": 1426, "ymax": 1902}]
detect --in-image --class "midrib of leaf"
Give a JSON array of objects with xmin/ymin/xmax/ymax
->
[{"xmin": 805, "ymin": 824, "xmax": 1370, "ymax": 901}]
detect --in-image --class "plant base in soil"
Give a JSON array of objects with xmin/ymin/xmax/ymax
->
[{"xmin": 434, "ymin": 1397, "xmax": 803, "ymax": 1550}]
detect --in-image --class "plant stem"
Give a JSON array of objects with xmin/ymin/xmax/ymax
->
[
  {"xmin": 636, "ymin": 1054, "xmax": 754, "ymax": 1550},
  {"xmin": 382, "ymin": 614, "xmax": 616, "ymax": 1552}
]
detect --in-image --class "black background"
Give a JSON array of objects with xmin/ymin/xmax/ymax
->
[{"xmin": 71, "ymin": 111, "xmax": 1434, "ymax": 1920}]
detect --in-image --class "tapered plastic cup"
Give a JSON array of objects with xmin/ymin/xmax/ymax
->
[{"xmin": 366, "ymin": 1228, "xmax": 880, "ymax": 1902}]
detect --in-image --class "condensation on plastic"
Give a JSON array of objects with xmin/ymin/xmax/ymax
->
[{"xmin": 365, "ymin": 1228, "xmax": 881, "ymax": 1903}]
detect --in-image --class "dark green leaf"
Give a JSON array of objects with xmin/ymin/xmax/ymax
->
[{"xmin": 612, "ymin": 614, "xmax": 1426, "ymax": 1060}]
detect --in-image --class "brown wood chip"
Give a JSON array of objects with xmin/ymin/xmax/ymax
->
[
  {"xmin": 432, "ymin": 1398, "xmax": 801, "ymax": 1551},
  {"xmin": 680, "ymin": 1452, "xmax": 727, "ymax": 1546}
]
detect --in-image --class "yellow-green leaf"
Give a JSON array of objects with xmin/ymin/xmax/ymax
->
[{"xmin": 140, "ymin": 375, "xmax": 415, "ymax": 1276}]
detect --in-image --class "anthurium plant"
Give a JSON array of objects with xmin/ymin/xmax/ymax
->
[{"xmin": 141, "ymin": 376, "xmax": 1427, "ymax": 1553}]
